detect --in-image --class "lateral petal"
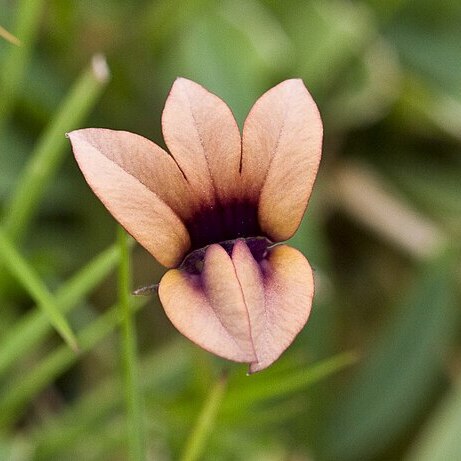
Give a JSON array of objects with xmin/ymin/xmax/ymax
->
[
  {"xmin": 232, "ymin": 241, "xmax": 314, "ymax": 373},
  {"xmin": 162, "ymin": 78, "xmax": 243, "ymax": 205},
  {"xmin": 242, "ymin": 79, "xmax": 323, "ymax": 241},
  {"xmin": 68, "ymin": 129, "xmax": 190, "ymax": 268},
  {"xmin": 69, "ymin": 128, "xmax": 199, "ymax": 221},
  {"xmin": 158, "ymin": 244, "xmax": 257, "ymax": 363}
]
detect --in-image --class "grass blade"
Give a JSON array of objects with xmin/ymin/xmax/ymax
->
[
  {"xmin": 223, "ymin": 351, "xmax": 357, "ymax": 413},
  {"xmin": 31, "ymin": 341, "xmax": 190, "ymax": 460},
  {"xmin": 0, "ymin": 297, "xmax": 146, "ymax": 429},
  {"xmin": 405, "ymin": 381, "xmax": 461, "ymax": 461},
  {"xmin": 3, "ymin": 55, "xmax": 110, "ymax": 241},
  {"xmin": 0, "ymin": 242, "xmax": 123, "ymax": 377},
  {"xmin": 0, "ymin": 227, "xmax": 78, "ymax": 351},
  {"xmin": 319, "ymin": 249, "xmax": 460, "ymax": 461}
]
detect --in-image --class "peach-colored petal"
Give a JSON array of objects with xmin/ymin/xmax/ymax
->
[
  {"xmin": 69, "ymin": 128, "xmax": 199, "ymax": 221},
  {"xmin": 162, "ymin": 78, "xmax": 242, "ymax": 205},
  {"xmin": 68, "ymin": 129, "xmax": 190, "ymax": 267},
  {"xmin": 242, "ymin": 79, "xmax": 323, "ymax": 241},
  {"xmin": 232, "ymin": 241, "xmax": 314, "ymax": 373},
  {"xmin": 158, "ymin": 244, "xmax": 257, "ymax": 363},
  {"xmin": 159, "ymin": 240, "xmax": 313, "ymax": 372}
]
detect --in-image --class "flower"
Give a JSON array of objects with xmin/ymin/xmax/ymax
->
[{"xmin": 68, "ymin": 78, "xmax": 322, "ymax": 373}]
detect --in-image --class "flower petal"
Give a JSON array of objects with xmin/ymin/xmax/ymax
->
[
  {"xmin": 242, "ymin": 79, "xmax": 323, "ymax": 241},
  {"xmin": 232, "ymin": 241, "xmax": 314, "ymax": 373},
  {"xmin": 162, "ymin": 78, "xmax": 242, "ymax": 205},
  {"xmin": 68, "ymin": 129, "xmax": 191, "ymax": 267},
  {"xmin": 158, "ymin": 244, "xmax": 257, "ymax": 363},
  {"xmin": 159, "ymin": 240, "xmax": 313, "ymax": 372}
]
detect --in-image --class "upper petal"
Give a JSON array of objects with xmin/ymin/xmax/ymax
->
[
  {"xmin": 162, "ymin": 78, "xmax": 243, "ymax": 205},
  {"xmin": 158, "ymin": 244, "xmax": 257, "ymax": 363},
  {"xmin": 232, "ymin": 241, "xmax": 314, "ymax": 373},
  {"xmin": 68, "ymin": 129, "xmax": 191, "ymax": 267},
  {"xmin": 242, "ymin": 79, "xmax": 323, "ymax": 241}
]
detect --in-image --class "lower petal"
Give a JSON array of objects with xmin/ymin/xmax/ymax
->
[
  {"xmin": 232, "ymin": 241, "xmax": 314, "ymax": 373},
  {"xmin": 158, "ymin": 241, "xmax": 313, "ymax": 373},
  {"xmin": 158, "ymin": 244, "xmax": 256, "ymax": 363}
]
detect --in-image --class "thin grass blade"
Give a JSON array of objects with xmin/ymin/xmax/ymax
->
[
  {"xmin": 223, "ymin": 351, "xmax": 357, "ymax": 413},
  {"xmin": 3, "ymin": 55, "xmax": 110, "ymax": 241},
  {"xmin": 0, "ymin": 227, "xmax": 78, "ymax": 351},
  {"xmin": 0, "ymin": 297, "xmax": 146, "ymax": 429},
  {"xmin": 0, "ymin": 242, "xmax": 124, "ymax": 377}
]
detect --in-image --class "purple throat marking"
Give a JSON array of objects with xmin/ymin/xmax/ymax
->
[
  {"xmin": 179, "ymin": 199, "xmax": 272, "ymax": 274},
  {"xmin": 180, "ymin": 237, "xmax": 272, "ymax": 275}
]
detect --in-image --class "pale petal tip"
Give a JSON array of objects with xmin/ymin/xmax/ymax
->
[
  {"xmin": 173, "ymin": 76, "xmax": 193, "ymax": 86},
  {"xmin": 66, "ymin": 130, "xmax": 77, "ymax": 141},
  {"xmin": 171, "ymin": 76, "xmax": 205, "ymax": 93},
  {"xmin": 174, "ymin": 76, "xmax": 189, "ymax": 83},
  {"xmin": 247, "ymin": 360, "xmax": 274, "ymax": 374},
  {"xmin": 283, "ymin": 77, "xmax": 305, "ymax": 85},
  {"xmin": 66, "ymin": 129, "xmax": 86, "ymax": 142},
  {"xmin": 66, "ymin": 130, "xmax": 78, "ymax": 144},
  {"xmin": 66, "ymin": 129, "xmax": 91, "ymax": 150},
  {"xmin": 91, "ymin": 54, "xmax": 110, "ymax": 82},
  {"xmin": 247, "ymin": 363, "xmax": 261, "ymax": 375},
  {"xmin": 274, "ymin": 78, "xmax": 307, "ymax": 92}
]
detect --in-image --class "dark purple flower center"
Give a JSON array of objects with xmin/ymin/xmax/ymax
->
[
  {"xmin": 186, "ymin": 199, "xmax": 262, "ymax": 250},
  {"xmin": 180, "ymin": 237, "xmax": 271, "ymax": 275},
  {"xmin": 181, "ymin": 199, "xmax": 271, "ymax": 274}
]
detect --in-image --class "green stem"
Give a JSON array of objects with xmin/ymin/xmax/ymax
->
[
  {"xmin": 118, "ymin": 228, "xmax": 145, "ymax": 461},
  {"xmin": 180, "ymin": 374, "xmax": 228, "ymax": 461}
]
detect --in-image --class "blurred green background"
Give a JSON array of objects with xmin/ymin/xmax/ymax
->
[{"xmin": 1, "ymin": 0, "xmax": 461, "ymax": 460}]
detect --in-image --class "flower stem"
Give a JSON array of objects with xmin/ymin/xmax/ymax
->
[
  {"xmin": 118, "ymin": 228, "xmax": 145, "ymax": 461},
  {"xmin": 180, "ymin": 373, "xmax": 228, "ymax": 461}
]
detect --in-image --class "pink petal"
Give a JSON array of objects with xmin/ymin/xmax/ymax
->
[
  {"xmin": 242, "ymin": 79, "xmax": 323, "ymax": 242},
  {"xmin": 162, "ymin": 78, "xmax": 243, "ymax": 205},
  {"xmin": 68, "ymin": 129, "xmax": 191, "ymax": 268},
  {"xmin": 232, "ymin": 241, "xmax": 314, "ymax": 373},
  {"xmin": 158, "ymin": 244, "xmax": 257, "ymax": 363}
]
